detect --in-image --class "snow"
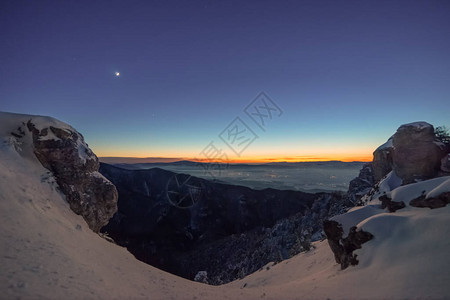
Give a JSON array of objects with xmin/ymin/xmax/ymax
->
[
  {"xmin": 1, "ymin": 111, "xmax": 450, "ymax": 299},
  {"xmin": 389, "ymin": 176, "xmax": 450, "ymax": 205},
  {"xmin": 0, "ymin": 111, "xmax": 93, "ymax": 165},
  {"xmin": 76, "ymin": 138, "xmax": 90, "ymax": 164},
  {"xmin": 377, "ymin": 170, "xmax": 403, "ymax": 194},
  {"xmin": 360, "ymin": 170, "xmax": 403, "ymax": 204},
  {"xmin": 422, "ymin": 177, "xmax": 450, "ymax": 198},
  {"xmin": 0, "ymin": 111, "xmax": 74, "ymax": 134},
  {"xmin": 332, "ymin": 205, "xmax": 382, "ymax": 236},
  {"xmin": 375, "ymin": 137, "xmax": 393, "ymax": 151},
  {"xmin": 229, "ymin": 177, "xmax": 450, "ymax": 299},
  {"xmin": 0, "ymin": 112, "xmax": 238, "ymax": 300},
  {"xmin": 398, "ymin": 121, "xmax": 433, "ymax": 130},
  {"xmin": 37, "ymin": 129, "xmax": 61, "ymax": 141}
]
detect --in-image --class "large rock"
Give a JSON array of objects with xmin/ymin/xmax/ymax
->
[
  {"xmin": 372, "ymin": 122, "xmax": 447, "ymax": 185},
  {"xmin": 27, "ymin": 120, "xmax": 118, "ymax": 232},
  {"xmin": 372, "ymin": 138, "xmax": 393, "ymax": 182},
  {"xmin": 441, "ymin": 154, "xmax": 450, "ymax": 173},
  {"xmin": 392, "ymin": 122, "xmax": 445, "ymax": 184}
]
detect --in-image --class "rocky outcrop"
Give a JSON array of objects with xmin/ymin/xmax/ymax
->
[
  {"xmin": 392, "ymin": 122, "xmax": 445, "ymax": 184},
  {"xmin": 323, "ymin": 220, "xmax": 374, "ymax": 270},
  {"xmin": 379, "ymin": 194, "xmax": 405, "ymax": 212},
  {"xmin": 323, "ymin": 121, "xmax": 448, "ymax": 272},
  {"xmin": 371, "ymin": 122, "xmax": 448, "ymax": 185},
  {"xmin": 27, "ymin": 120, "xmax": 118, "ymax": 232},
  {"xmin": 410, "ymin": 192, "xmax": 450, "ymax": 209},
  {"xmin": 372, "ymin": 138, "xmax": 393, "ymax": 182},
  {"xmin": 346, "ymin": 163, "xmax": 375, "ymax": 205}
]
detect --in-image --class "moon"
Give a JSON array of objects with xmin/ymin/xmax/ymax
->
[{"xmin": 115, "ymin": 71, "xmax": 120, "ymax": 77}]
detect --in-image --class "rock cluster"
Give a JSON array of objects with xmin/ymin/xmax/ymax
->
[
  {"xmin": 379, "ymin": 194, "xmax": 405, "ymax": 212},
  {"xmin": 410, "ymin": 192, "xmax": 450, "ymax": 209},
  {"xmin": 27, "ymin": 120, "xmax": 118, "ymax": 232}
]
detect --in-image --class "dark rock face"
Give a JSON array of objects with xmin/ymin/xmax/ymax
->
[
  {"xmin": 322, "ymin": 220, "xmax": 345, "ymax": 265},
  {"xmin": 27, "ymin": 121, "xmax": 118, "ymax": 232},
  {"xmin": 392, "ymin": 122, "xmax": 445, "ymax": 184},
  {"xmin": 441, "ymin": 154, "xmax": 450, "ymax": 173},
  {"xmin": 99, "ymin": 163, "xmax": 347, "ymax": 284},
  {"xmin": 346, "ymin": 163, "xmax": 375, "ymax": 205},
  {"xmin": 323, "ymin": 220, "xmax": 374, "ymax": 270},
  {"xmin": 372, "ymin": 139, "xmax": 393, "ymax": 182},
  {"xmin": 410, "ymin": 192, "xmax": 450, "ymax": 209},
  {"xmin": 379, "ymin": 195, "xmax": 405, "ymax": 212}
]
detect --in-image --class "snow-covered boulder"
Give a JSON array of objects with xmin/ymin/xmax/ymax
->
[
  {"xmin": 372, "ymin": 122, "xmax": 447, "ymax": 185},
  {"xmin": 2, "ymin": 112, "xmax": 118, "ymax": 232},
  {"xmin": 392, "ymin": 122, "xmax": 445, "ymax": 184}
]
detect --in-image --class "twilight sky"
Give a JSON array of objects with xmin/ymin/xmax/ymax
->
[{"xmin": 1, "ymin": 0, "xmax": 449, "ymax": 162}]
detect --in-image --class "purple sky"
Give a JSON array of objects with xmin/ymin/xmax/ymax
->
[{"xmin": 1, "ymin": 0, "xmax": 449, "ymax": 161}]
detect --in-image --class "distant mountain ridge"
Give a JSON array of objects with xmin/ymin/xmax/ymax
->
[
  {"xmin": 109, "ymin": 160, "xmax": 365, "ymax": 193},
  {"xmin": 99, "ymin": 156, "xmax": 185, "ymax": 164},
  {"xmin": 102, "ymin": 158, "xmax": 366, "ymax": 168}
]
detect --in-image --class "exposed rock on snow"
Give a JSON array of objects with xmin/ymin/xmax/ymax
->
[
  {"xmin": 323, "ymin": 220, "xmax": 373, "ymax": 269},
  {"xmin": 379, "ymin": 194, "xmax": 405, "ymax": 212},
  {"xmin": 410, "ymin": 192, "xmax": 450, "ymax": 209},
  {"xmin": 5, "ymin": 112, "xmax": 118, "ymax": 232}
]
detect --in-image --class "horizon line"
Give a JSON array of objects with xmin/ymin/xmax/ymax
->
[{"xmin": 98, "ymin": 156, "xmax": 373, "ymax": 164}]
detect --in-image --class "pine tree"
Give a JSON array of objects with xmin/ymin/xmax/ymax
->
[{"xmin": 435, "ymin": 126, "xmax": 450, "ymax": 145}]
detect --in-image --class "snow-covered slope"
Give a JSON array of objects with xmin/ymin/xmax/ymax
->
[
  {"xmin": 0, "ymin": 112, "xmax": 233, "ymax": 299},
  {"xmin": 227, "ymin": 176, "xmax": 450, "ymax": 299},
  {"xmin": 1, "ymin": 112, "xmax": 449, "ymax": 299}
]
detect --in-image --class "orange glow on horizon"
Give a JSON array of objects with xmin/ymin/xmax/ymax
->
[
  {"xmin": 188, "ymin": 155, "xmax": 372, "ymax": 163},
  {"xmin": 98, "ymin": 154, "xmax": 373, "ymax": 163},
  {"xmin": 95, "ymin": 145, "xmax": 374, "ymax": 164}
]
